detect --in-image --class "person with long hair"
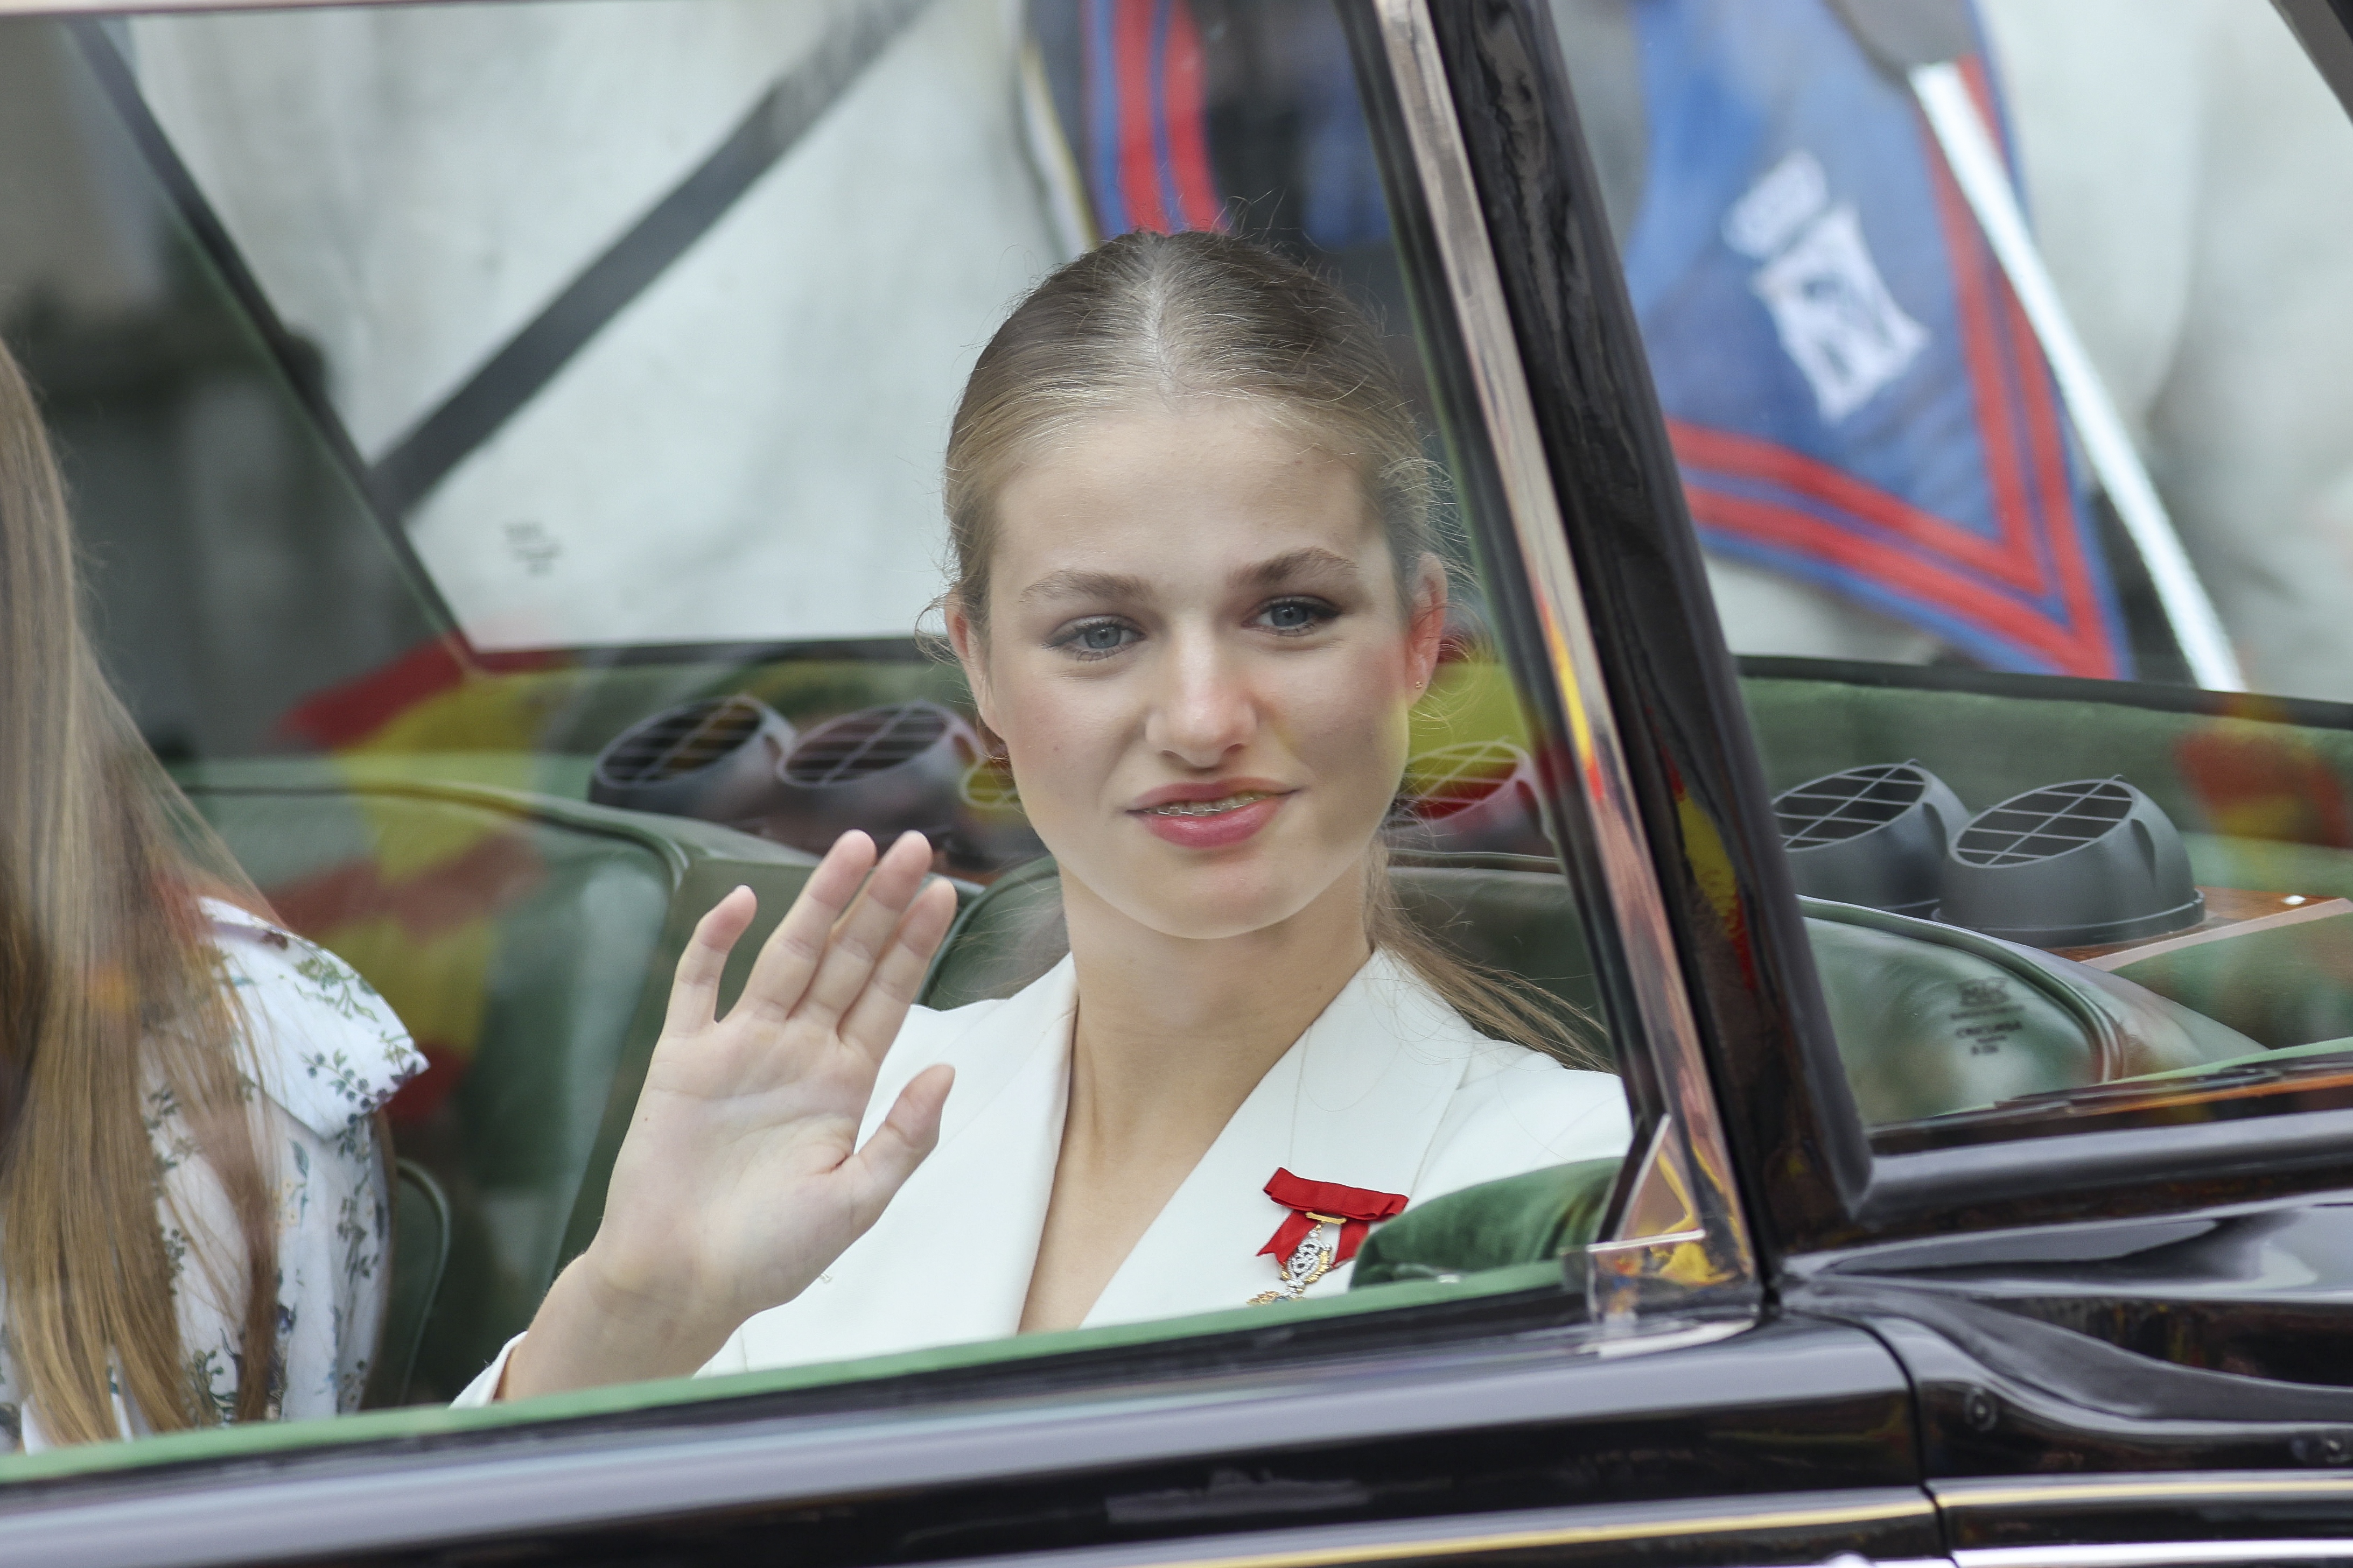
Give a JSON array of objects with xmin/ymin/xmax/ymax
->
[
  {"xmin": 464, "ymin": 229, "xmax": 1629, "ymax": 1401},
  {"xmin": 0, "ymin": 339, "xmax": 422, "ymax": 1447}
]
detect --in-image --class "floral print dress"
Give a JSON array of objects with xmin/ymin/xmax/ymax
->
[{"xmin": 0, "ymin": 900, "xmax": 424, "ymax": 1450}]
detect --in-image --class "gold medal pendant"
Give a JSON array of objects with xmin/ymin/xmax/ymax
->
[{"xmin": 1249, "ymin": 1215, "xmax": 1340, "ymax": 1305}]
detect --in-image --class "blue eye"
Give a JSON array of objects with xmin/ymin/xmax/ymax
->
[
  {"xmin": 1056, "ymin": 619, "xmax": 1137, "ymax": 659},
  {"xmin": 1260, "ymin": 598, "xmax": 1334, "ymax": 634}
]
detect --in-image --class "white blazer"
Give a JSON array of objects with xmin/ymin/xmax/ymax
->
[{"xmin": 456, "ymin": 950, "xmax": 1628, "ymax": 1403}]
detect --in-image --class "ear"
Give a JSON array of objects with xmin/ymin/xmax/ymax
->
[
  {"xmin": 1407, "ymin": 552, "xmax": 1448, "ymax": 688},
  {"xmin": 944, "ymin": 594, "xmax": 1000, "ymax": 734}
]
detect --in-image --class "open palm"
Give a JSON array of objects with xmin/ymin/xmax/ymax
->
[{"xmin": 509, "ymin": 829, "xmax": 959, "ymax": 1395}]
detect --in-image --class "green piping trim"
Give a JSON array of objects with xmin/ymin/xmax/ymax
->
[
  {"xmin": 178, "ymin": 774, "xmax": 821, "ymax": 883},
  {"xmin": 2106, "ymin": 1035, "xmax": 2353, "ymax": 1085},
  {"xmin": 0, "ymin": 1264, "xmax": 1565, "ymax": 1485}
]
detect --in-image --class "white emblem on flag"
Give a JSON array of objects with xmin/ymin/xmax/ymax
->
[
  {"xmin": 1724, "ymin": 151, "xmax": 1829, "ymax": 258},
  {"xmin": 1724, "ymin": 152, "xmax": 1929, "ymax": 424}
]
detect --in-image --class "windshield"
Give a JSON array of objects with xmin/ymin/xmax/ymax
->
[
  {"xmin": 1550, "ymin": 0, "xmax": 2353, "ymax": 1162},
  {"xmin": 0, "ymin": 0, "xmax": 1659, "ymax": 1468},
  {"xmin": 127, "ymin": 0, "xmax": 1049, "ymax": 653}
]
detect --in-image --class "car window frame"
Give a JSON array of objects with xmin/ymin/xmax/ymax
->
[{"xmin": 1451, "ymin": 0, "xmax": 2353, "ymax": 1256}]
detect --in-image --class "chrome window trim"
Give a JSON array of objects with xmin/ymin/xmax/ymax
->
[
  {"xmin": 1371, "ymin": 0, "xmax": 1757, "ymax": 1322},
  {"xmin": 908, "ymin": 1490, "xmax": 1939, "ymax": 1568},
  {"xmin": 1940, "ymin": 1473, "xmax": 2353, "ymax": 1507},
  {"xmin": 1939, "ymin": 1473, "xmax": 2353, "ymax": 1568},
  {"xmin": 1957, "ymin": 1548, "xmax": 2353, "ymax": 1567}
]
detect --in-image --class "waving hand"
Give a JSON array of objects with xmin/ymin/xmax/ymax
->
[{"xmin": 506, "ymin": 829, "xmax": 960, "ymax": 1397}]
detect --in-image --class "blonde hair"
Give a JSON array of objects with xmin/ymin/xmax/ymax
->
[
  {"xmin": 0, "ymin": 337, "xmax": 278, "ymax": 1443},
  {"xmin": 943, "ymin": 230, "xmax": 1604, "ymax": 1070}
]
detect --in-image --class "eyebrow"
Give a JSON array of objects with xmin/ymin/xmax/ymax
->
[
  {"xmin": 1018, "ymin": 568, "xmax": 1150, "ymax": 606},
  {"xmin": 1235, "ymin": 546, "xmax": 1362, "ymax": 590},
  {"xmin": 1015, "ymin": 547, "xmax": 1363, "ymax": 607}
]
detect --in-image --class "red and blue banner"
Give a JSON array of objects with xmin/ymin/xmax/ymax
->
[
  {"xmin": 1623, "ymin": 0, "xmax": 2128, "ymax": 677},
  {"xmin": 1034, "ymin": 0, "xmax": 2114, "ymax": 674},
  {"xmin": 1079, "ymin": 0, "xmax": 1223, "ymax": 235}
]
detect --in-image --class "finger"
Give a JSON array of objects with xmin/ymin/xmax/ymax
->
[
  {"xmin": 664, "ymin": 886, "xmax": 757, "ymax": 1036},
  {"xmin": 795, "ymin": 832, "xmax": 935, "ymax": 1029},
  {"xmin": 731, "ymin": 831, "xmax": 877, "ymax": 1023},
  {"xmin": 839, "ymin": 876, "xmax": 961, "ymax": 1063},
  {"xmin": 840, "ymin": 1063, "xmax": 954, "ymax": 1225}
]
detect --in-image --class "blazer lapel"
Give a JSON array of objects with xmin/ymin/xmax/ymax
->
[
  {"xmin": 1082, "ymin": 952, "xmax": 1471, "ymax": 1327},
  {"xmin": 727, "ymin": 960, "xmax": 1077, "ymax": 1368}
]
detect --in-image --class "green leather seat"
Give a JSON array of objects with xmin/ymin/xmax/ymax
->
[
  {"xmin": 1351, "ymin": 1158, "xmax": 1620, "ymax": 1288},
  {"xmin": 926, "ymin": 856, "xmax": 2262, "ymax": 1128},
  {"xmin": 365, "ymin": 1160, "xmax": 450, "ymax": 1408},
  {"xmin": 179, "ymin": 748, "xmax": 2266, "ymax": 1377},
  {"xmin": 1802, "ymin": 897, "xmax": 2261, "ymax": 1125},
  {"xmin": 923, "ymin": 852, "xmax": 1602, "ymax": 1017},
  {"xmin": 180, "ymin": 760, "xmax": 825, "ymax": 1404},
  {"xmin": 1346, "ymin": 896, "xmax": 2263, "ymax": 1286}
]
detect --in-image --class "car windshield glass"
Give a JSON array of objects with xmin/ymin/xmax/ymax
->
[
  {"xmin": 0, "ymin": 0, "xmax": 1646, "ymax": 1462},
  {"xmin": 1549, "ymin": 0, "xmax": 2353, "ymax": 1158},
  {"xmin": 130, "ymin": 1, "xmax": 1052, "ymax": 654}
]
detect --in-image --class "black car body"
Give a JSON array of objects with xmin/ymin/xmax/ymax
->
[{"xmin": 6, "ymin": 2, "xmax": 2353, "ymax": 1564}]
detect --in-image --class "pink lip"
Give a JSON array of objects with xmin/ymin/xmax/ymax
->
[
  {"xmin": 1131, "ymin": 777, "xmax": 1292, "ymax": 810},
  {"xmin": 1136, "ymin": 793, "xmax": 1287, "ymax": 849},
  {"xmin": 1128, "ymin": 779, "xmax": 1295, "ymax": 850}
]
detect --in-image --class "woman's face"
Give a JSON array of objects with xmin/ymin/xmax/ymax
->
[{"xmin": 952, "ymin": 402, "xmax": 1445, "ymax": 944}]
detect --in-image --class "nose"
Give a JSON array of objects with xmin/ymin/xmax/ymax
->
[{"xmin": 1145, "ymin": 628, "xmax": 1256, "ymax": 768}]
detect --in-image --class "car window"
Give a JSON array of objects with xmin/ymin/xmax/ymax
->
[
  {"xmin": 1548, "ymin": 0, "xmax": 2353, "ymax": 1164},
  {"xmin": 0, "ymin": 0, "xmax": 1693, "ymax": 1463}
]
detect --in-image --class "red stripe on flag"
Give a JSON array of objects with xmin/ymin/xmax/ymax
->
[
  {"xmin": 1113, "ymin": 0, "xmax": 1168, "ymax": 230},
  {"xmin": 1162, "ymin": 0, "xmax": 1221, "ymax": 229},
  {"xmin": 1669, "ymin": 420, "xmax": 2028, "ymax": 584},
  {"xmin": 1999, "ymin": 276, "xmax": 2116, "ymax": 676},
  {"xmin": 1966, "ymin": 57, "xmax": 2119, "ymax": 679},
  {"xmin": 279, "ymin": 637, "xmax": 471, "ymax": 750},
  {"xmin": 1923, "ymin": 115, "xmax": 2044, "ymax": 596},
  {"xmin": 1922, "ymin": 64, "xmax": 2119, "ymax": 679},
  {"xmin": 1684, "ymin": 481, "xmax": 2085, "ymax": 669},
  {"xmin": 265, "ymin": 832, "xmax": 547, "ymax": 944}
]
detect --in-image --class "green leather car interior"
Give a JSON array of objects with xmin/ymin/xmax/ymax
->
[
  {"xmin": 179, "ymin": 676, "xmax": 2317, "ymax": 1393},
  {"xmin": 922, "ymin": 851, "xmax": 1603, "ymax": 1018},
  {"xmin": 1350, "ymin": 1158, "xmax": 1619, "ymax": 1288},
  {"xmin": 1342, "ymin": 902, "xmax": 2263, "ymax": 1284},
  {"xmin": 1801, "ymin": 897, "xmax": 2262, "ymax": 1124},
  {"xmin": 365, "ymin": 1160, "xmax": 451, "ymax": 1409},
  {"xmin": 1743, "ymin": 670, "xmax": 2353, "ymax": 1047},
  {"xmin": 179, "ymin": 759, "xmax": 825, "ymax": 1404},
  {"xmin": 924, "ymin": 854, "xmax": 2256, "ymax": 1122}
]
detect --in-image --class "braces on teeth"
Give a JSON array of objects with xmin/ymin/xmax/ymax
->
[{"xmin": 1150, "ymin": 793, "xmax": 1269, "ymax": 817}]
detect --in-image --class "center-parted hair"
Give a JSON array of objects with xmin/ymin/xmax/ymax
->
[
  {"xmin": 944, "ymin": 228, "xmax": 1434, "ymax": 634},
  {"xmin": 941, "ymin": 229, "xmax": 1604, "ymax": 1071}
]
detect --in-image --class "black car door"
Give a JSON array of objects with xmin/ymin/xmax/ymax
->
[{"xmin": 1489, "ymin": 0, "xmax": 2353, "ymax": 1559}]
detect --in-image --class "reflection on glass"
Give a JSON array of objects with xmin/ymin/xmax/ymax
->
[
  {"xmin": 0, "ymin": 0, "xmax": 1638, "ymax": 1446},
  {"xmin": 1556, "ymin": 0, "xmax": 2353, "ymax": 1152},
  {"xmin": 0, "ymin": 336, "xmax": 419, "ymax": 1453},
  {"xmin": 461, "ymin": 228, "xmax": 1630, "ymax": 1403}
]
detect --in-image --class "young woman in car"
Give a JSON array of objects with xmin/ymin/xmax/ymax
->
[
  {"xmin": 0, "ymin": 341, "xmax": 422, "ymax": 1447},
  {"xmin": 475, "ymin": 230, "xmax": 1630, "ymax": 1400}
]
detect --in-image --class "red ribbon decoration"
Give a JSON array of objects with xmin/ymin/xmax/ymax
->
[{"xmin": 1258, "ymin": 1169, "xmax": 1409, "ymax": 1267}]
